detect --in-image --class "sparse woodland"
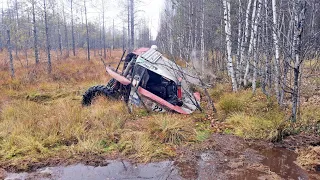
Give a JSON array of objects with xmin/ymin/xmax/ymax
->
[
  {"xmin": 0, "ymin": 0, "xmax": 319, "ymax": 176},
  {"xmin": 0, "ymin": 0, "xmax": 152, "ymax": 68},
  {"xmin": 157, "ymin": 0, "xmax": 320, "ymax": 122}
]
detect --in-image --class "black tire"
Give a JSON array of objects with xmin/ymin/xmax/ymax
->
[{"xmin": 82, "ymin": 85, "xmax": 117, "ymax": 106}]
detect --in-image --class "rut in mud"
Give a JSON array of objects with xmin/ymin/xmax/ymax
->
[{"xmin": 4, "ymin": 134, "xmax": 320, "ymax": 180}]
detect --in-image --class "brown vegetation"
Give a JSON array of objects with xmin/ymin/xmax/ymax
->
[{"xmin": 0, "ymin": 49, "xmax": 319, "ymax": 174}]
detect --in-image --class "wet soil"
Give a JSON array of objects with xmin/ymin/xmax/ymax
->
[
  {"xmin": 4, "ymin": 134, "xmax": 320, "ymax": 180},
  {"xmin": 175, "ymin": 134, "xmax": 319, "ymax": 180}
]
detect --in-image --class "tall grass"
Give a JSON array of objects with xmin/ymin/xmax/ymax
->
[
  {"xmin": 211, "ymin": 88, "xmax": 287, "ymax": 140},
  {"xmin": 0, "ymin": 51, "xmax": 202, "ymax": 169}
]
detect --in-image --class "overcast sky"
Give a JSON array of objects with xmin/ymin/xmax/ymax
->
[{"xmin": 85, "ymin": 0, "xmax": 164, "ymax": 39}]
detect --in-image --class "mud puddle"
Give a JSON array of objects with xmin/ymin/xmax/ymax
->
[
  {"xmin": 4, "ymin": 134, "xmax": 319, "ymax": 180},
  {"xmin": 5, "ymin": 161, "xmax": 181, "ymax": 180},
  {"xmin": 178, "ymin": 134, "xmax": 319, "ymax": 180}
]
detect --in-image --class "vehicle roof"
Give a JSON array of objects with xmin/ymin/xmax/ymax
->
[{"xmin": 132, "ymin": 47, "xmax": 150, "ymax": 56}]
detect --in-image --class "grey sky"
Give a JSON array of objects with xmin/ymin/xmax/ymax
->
[{"xmin": 85, "ymin": 0, "xmax": 164, "ymax": 39}]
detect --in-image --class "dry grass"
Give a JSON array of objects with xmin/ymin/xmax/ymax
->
[
  {"xmin": 0, "ymin": 49, "xmax": 318, "ymax": 171},
  {"xmin": 210, "ymin": 87, "xmax": 287, "ymax": 140},
  {"xmin": 0, "ymin": 49, "xmax": 205, "ymax": 170},
  {"xmin": 296, "ymin": 146, "xmax": 320, "ymax": 171},
  {"xmin": 147, "ymin": 114, "xmax": 196, "ymax": 144}
]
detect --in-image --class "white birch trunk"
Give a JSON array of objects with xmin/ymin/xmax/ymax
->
[
  {"xmin": 244, "ymin": 0, "xmax": 257, "ymax": 86},
  {"xmin": 272, "ymin": 0, "xmax": 281, "ymax": 103},
  {"xmin": 252, "ymin": 0, "xmax": 262, "ymax": 93},
  {"xmin": 223, "ymin": 0, "xmax": 238, "ymax": 91},
  {"xmin": 201, "ymin": 0, "xmax": 205, "ymax": 74},
  {"xmin": 292, "ymin": 0, "xmax": 306, "ymax": 122},
  {"xmin": 236, "ymin": 0, "xmax": 242, "ymax": 84},
  {"xmin": 239, "ymin": 0, "xmax": 252, "ymax": 86}
]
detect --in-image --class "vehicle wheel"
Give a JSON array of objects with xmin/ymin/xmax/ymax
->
[{"xmin": 82, "ymin": 85, "xmax": 117, "ymax": 106}]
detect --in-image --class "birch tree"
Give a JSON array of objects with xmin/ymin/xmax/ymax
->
[
  {"xmin": 223, "ymin": 0, "xmax": 237, "ymax": 91},
  {"xmin": 44, "ymin": 0, "xmax": 51, "ymax": 74},
  {"xmin": 239, "ymin": 0, "xmax": 252, "ymax": 86},
  {"xmin": 31, "ymin": 0, "xmax": 39, "ymax": 64},
  {"xmin": 71, "ymin": 0, "xmax": 76, "ymax": 56},
  {"xmin": 244, "ymin": 0, "xmax": 257, "ymax": 86},
  {"xmin": 130, "ymin": 0, "xmax": 134, "ymax": 51},
  {"xmin": 292, "ymin": 0, "xmax": 306, "ymax": 122},
  {"xmin": 200, "ymin": 0, "xmax": 205, "ymax": 74},
  {"xmin": 272, "ymin": 0, "xmax": 281, "ymax": 103},
  {"xmin": 7, "ymin": 29, "xmax": 14, "ymax": 78},
  {"xmin": 84, "ymin": 0, "xmax": 90, "ymax": 61},
  {"xmin": 251, "ymin": 0, "xmax": 262, "ymax": 93}
]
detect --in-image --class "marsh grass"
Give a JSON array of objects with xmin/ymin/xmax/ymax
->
[
  {"xmin": 0, "ymin": 49, "xmax": 318, "ymax": 171},
  {"xmin": 0, "ymin": 50, "xmax": 205, "ymax": 170},
  {"xmin": 210, "ymin": 86, "xmax": 288, "ymax": 140}
]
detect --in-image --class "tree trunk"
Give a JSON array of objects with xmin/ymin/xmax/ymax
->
[
  {"xmin": 272, "ymin": 0, "xmax": 281, "ymax": 104},
  {"xmin": 32, "ymin": 0, "xmax": 39, "ymax": 64},
  {"xmin": 236, "ymin": 0, "xmax": 243, "ymax": 84},
  {"xmin": 200, "ymin": 0, "xmax": 205, "ymax": 74},
  {"xmin": 252, "ymin": 0, "xmax": 262, "ymax": 93},
  {"xmin": 127, "ymin": 0, "xmax": 130, "ymax": 51},
  {"xmin": 244, "ymin": 0, "xmax": 257, "ymax": 86},
  {"xmin": 14, "ymin": 0, "xmax": 19, "ymax": 57},
  {"xmin": 71, "ymin": 0, "xmax": 76, "ymax": 56},
  {"xmin": 130, "ymin": 0, "xmax": 134, "ymax": 51},
  {"xmin": 44, "ymin": 0, "xmax": 51, "ymax": 74},
  {"xmin": 102, "ymin": 3, "xmax": 106, "ymax": 59},
  {"xmin": 63, "ymin": 4, "xmax": 69, "ymax": 58},
  {"xmin": 58, "ymin": 12, "xmax": 62, "ymax": 57},
  {"xmin": 7, "ymin": 29, "xmax": 14, "ymax": 78},
  {"xmin": 223, "ymin": 0, "xmax": 237, "ymax": 91},
  {"xmin": 292, "ymin": 0, "xmax": 306, "ymax": 122},
  {"xmin": 239, "ymin": 0, "xmax": 252, "ymax": 86},
  {"xmin": 84, "ymin": 0, "xmax": 90, "ymax": 61}
]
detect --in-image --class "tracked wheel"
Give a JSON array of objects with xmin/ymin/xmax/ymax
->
[{"xmin": 82, "ymin": 85, "xmax": 117, "ymax": 106}]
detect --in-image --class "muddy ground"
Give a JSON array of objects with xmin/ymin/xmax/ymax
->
[
  {"xmin": 176, "ymin": 134, "xmax": 320, "ymax": 180},
  {"xmin": 2, "ymin": 134, "xmax": 320, "ymax": 180}
]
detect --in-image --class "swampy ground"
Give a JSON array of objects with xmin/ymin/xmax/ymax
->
[{"xmin": 0, "ymin": 50, "xmax": 319, "ymax": 179}]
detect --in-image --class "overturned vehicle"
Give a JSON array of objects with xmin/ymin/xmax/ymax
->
[{"xmin": 82, "ymin": 46, "xmax": 203, "ymax": 114}]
